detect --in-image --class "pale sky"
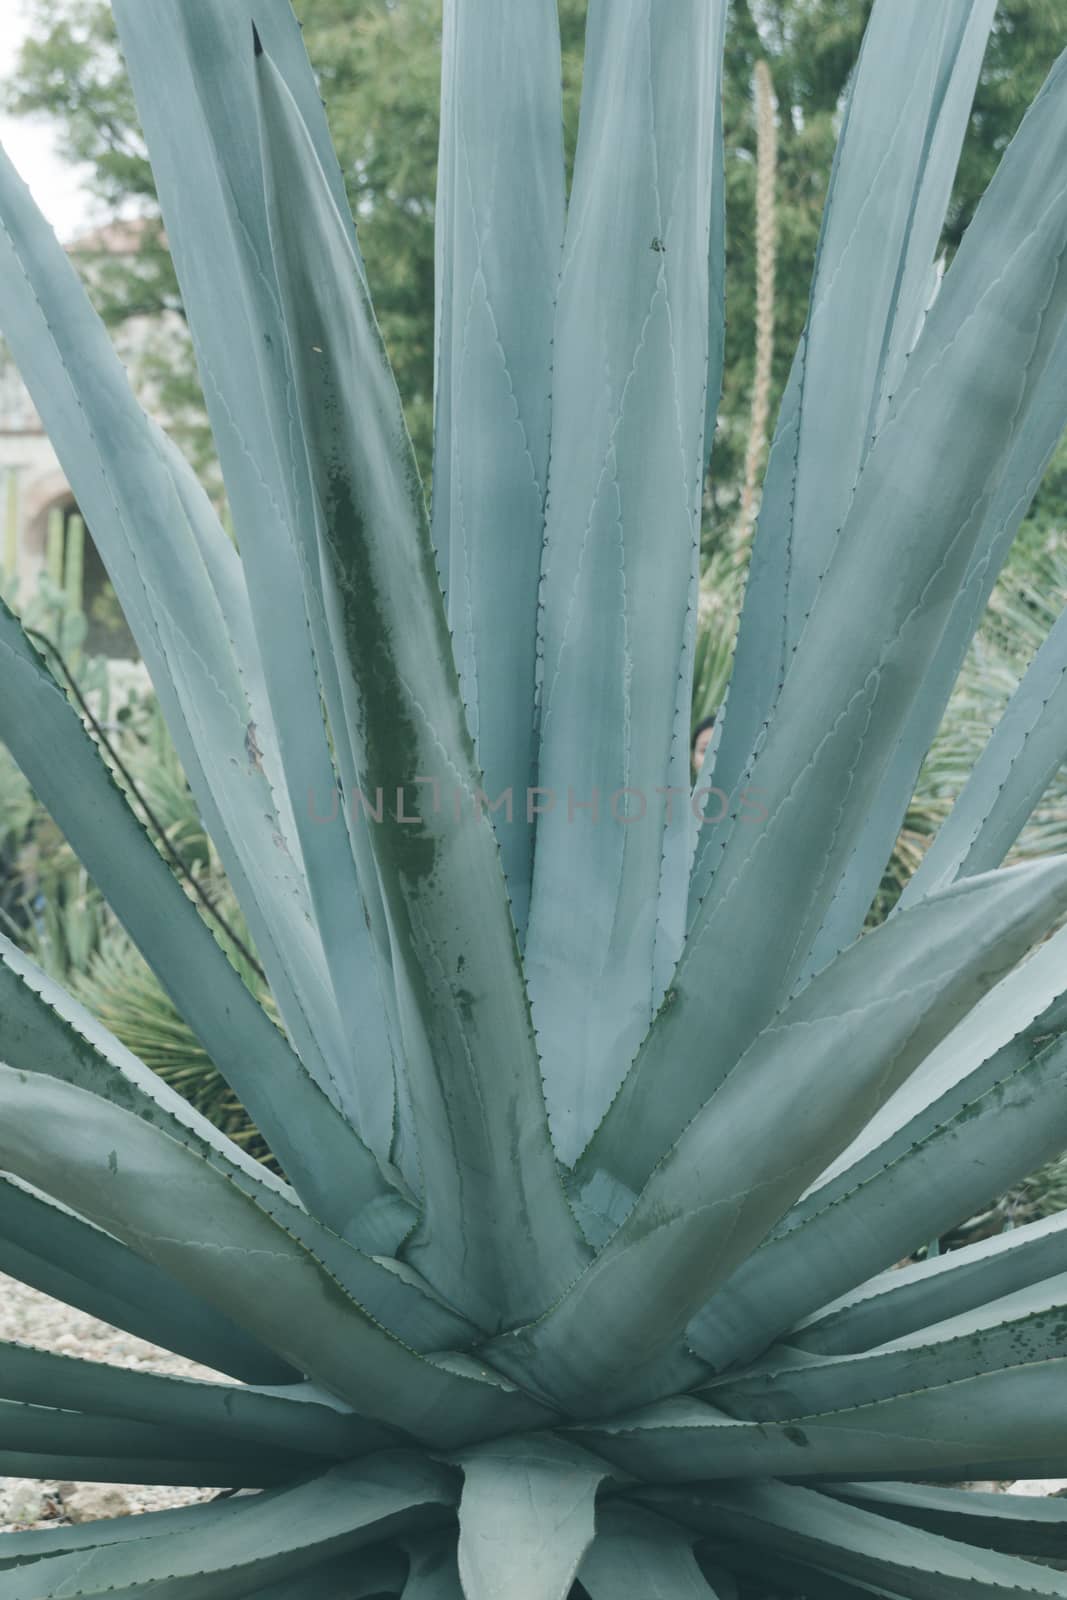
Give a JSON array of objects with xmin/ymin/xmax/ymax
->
[{"xmin": 0, "ymin": 0, "xmax": 94, "ymax": 240}]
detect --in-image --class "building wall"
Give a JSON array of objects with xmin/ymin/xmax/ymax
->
[
  {"xmin": 0, "ymin": 431, "xmax": 73, "ymax": 588},
  {"xmin": 1, "ymin": 219, "xmax": 188, "ymax": 649},
  {"xmin": 1, "ymin": 353, "xmax": 145, "ymax": 673}
]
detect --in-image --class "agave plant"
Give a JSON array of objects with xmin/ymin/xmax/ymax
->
[{"xmin": 5, "ymin": 0, "xmax": 1067, "ymax": 1594}]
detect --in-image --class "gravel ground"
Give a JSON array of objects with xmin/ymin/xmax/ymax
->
[
  {"xmin": 0, "ymin": 1271, "xmax": 223, "ymax": 1532},
  {"xmin": 1, "ymin": 1271, "xmax": 1065, "ymax": 1541}
]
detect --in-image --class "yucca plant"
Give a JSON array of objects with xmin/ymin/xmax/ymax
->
[
  {"xmin": 70, "ymin": 911, "xmax": 272, "ymax": 1160},
  {"xmin": 5, "ymin": 0, "xmax": 1067, "ymax": 1594}
]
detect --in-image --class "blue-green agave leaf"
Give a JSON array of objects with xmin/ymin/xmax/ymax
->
[
  {"xmin": 694, "ymin": 0, "xmax": 995, "ymax": 911},
  {"xmin": 803, "ymin": 297, "xmax": 1067, "ymax": 982},
  {"xmin": 826, "ymin": 1483, "xmax": 1067, "ymax": 1561},
  {"xmin": 763, "ymin": 937, "xmax": 1067, "ymax": 1282},
  {"xmin": 0, "ymin": 1491, "xmax": 272, "ymax": 1573},
  {"xmin": 0, "ymin": 142, "xmax": 357, "ymax": 1105},
  {"xmin": 700, "ymin": 92, "xmax": 727, "ymax": 488},
  {"xmin": 111, "ymin": 0, "xmax": 401, "ymax": 1157},
  {"xmin": 652, "ymin": 1481, "xmax": 1067, "ymax": 1598},
  {"xmin": 251, "ymin": 1549, "xmax": 408, "ymax": 1600},
  {"xmin": 805, "ymin": 915, "xmax": 1067, "ymax": 1201},
  {"xmin": 253, "ymin": 41, "xmax": 587, "ymax": 1331},
  {"xmin": 0, "ymin": 600, "xmax": 408, "ymax": 1246},
  {"xmin": 156, "ymin": 429, "xmax": 296, "ymax": 854},
  {"xmin": 0, "ymin": 1446, "xmax": 313, "ymax": 1493},
  {"xmin": 0, "ymin": 1065, "xmax": 555, "ymax": 1447},
  {"xmin": 0, "ymin": 1498, "xmax": 406, "ymax": 1597},
  {"xmin": 431, "ymin": 0, "xmax": 565, "ymax": 938},
  {"xmin": 402, "ymin": 1531, "xmax": 462, "ymax": 1599},
  {"xmin": 705, "ymin": 1272, "xmax": 1067, "ymax": 1421},
  {"xmin": 686, "ymin": 1542, "xmax": 899, "ymax": 1600},
  {"xmin": 903, "ymin": 602, "xmax": 1067, "ymax": 902},
  {"xmin": 492, "ymin": 860, "xmax": 1067, "ymax": 1412},
  {"xmin": 0, "ymin": 1398, "xmax": 327, "ymax": 1484},
  {"xmin": 574, "ymin": 1363, "xmax": 1067, "ymax": 1485},
  {"xmin": 792, "ymin": 1209, "xmax": 1067, "ymax": 1360},
  {"xmin": 454, "ymin": 1435, "xmax": 608, "ymax": 1600},
  {"xmin": 0, "ymin": 941, "xmax": 483, "ymax": 1351},
  {"xmin": 780, "ymin": 0, "xmax": 997, "ymax": 659},
  {"xmin": 0, "ymin": 1340, "xmax": 392, "ymax": 1460},
  {"xmin": 688, "ymin": 1030, "xmax": 1067, "ymax": 1374},
  {"xmin": 523, "ymin": 0, "xmax": 727, "ymax": 1164},
  {"xmin": 0, "ymin": 935, "xmax": 293, "ymax": 1198},
  {"xmin": 578, "ymin": 1505, "xmax": 719, "ymax": 1600},
  {"xmin": 588, "ymin": 42, "xmax": 1067, "ymax": 1194},
  {"xmin": 803, "ymin": 27, "xmax": 1067, "ymax": 975},
  {"xmin": 0, "ymin": 1453, "xmax": 455, "ymax": 1599},
  {"xmin": 0, "ymin": 1177, "xmax": 294, "ymax": 1386}
]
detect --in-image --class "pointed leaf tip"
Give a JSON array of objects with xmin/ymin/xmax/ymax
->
[{"xmin": 252, "ymin": 20, "xmax": 264, "ymax": 56}]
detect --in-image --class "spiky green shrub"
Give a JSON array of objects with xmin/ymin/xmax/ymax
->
[
  {"xmin": 70, "ymin": 912, "xmax": 271, "ymax": 1160},
  {"xmin": 5, "ymin": 1, "xmax": 1067, "ymax": 1595}
]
